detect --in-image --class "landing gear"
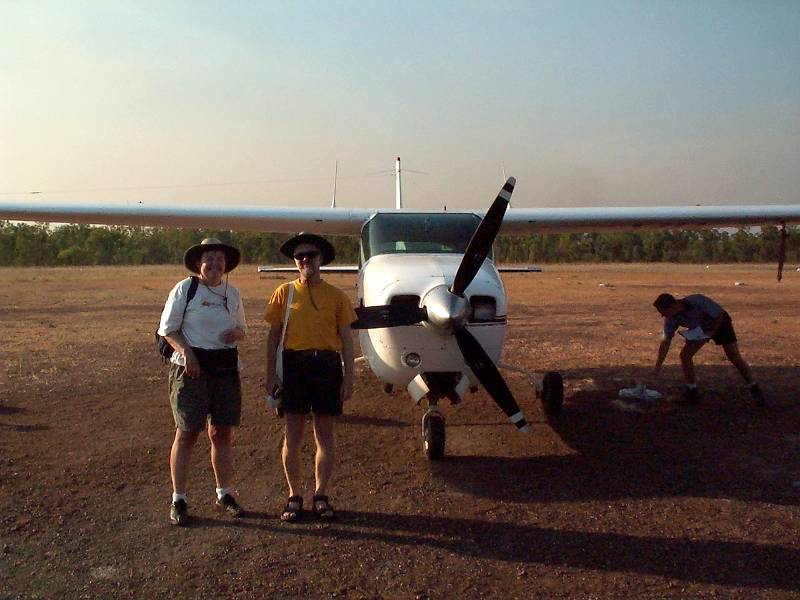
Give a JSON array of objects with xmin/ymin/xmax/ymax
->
[
  {"xmin": 541, "ymin": 371, "xmax": 564, "ymax": 416},
  {"xmin": 422, "ymin": 406, "xmax": 445, "ymax": 460}
]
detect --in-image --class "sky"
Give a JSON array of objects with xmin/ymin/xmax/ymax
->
[{"xmin": 1, "ymin": 1, "xmax": 799, "ymax": 210}]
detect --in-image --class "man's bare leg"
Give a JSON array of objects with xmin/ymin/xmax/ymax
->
[{"xmin": 282, "ymin": 413, "xmax": 306, "ymax": 498}]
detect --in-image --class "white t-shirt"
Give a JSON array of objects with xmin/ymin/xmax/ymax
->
[{"xmin": 158, "ymin": 277, "xmax": 247, "ymax": 367}]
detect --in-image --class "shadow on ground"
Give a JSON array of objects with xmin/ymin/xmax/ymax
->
[
  {"xmin": 430, "ymin": 365, "xmax": 800, "ymax": 507},
  {"xmin": 193, "ymin": 509, "xmax": 799, "ymax": 593}
]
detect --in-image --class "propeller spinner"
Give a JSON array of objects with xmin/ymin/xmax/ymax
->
[{"xmin": 353, "ymin": 177, "xmax": 529, "ymax": 432}]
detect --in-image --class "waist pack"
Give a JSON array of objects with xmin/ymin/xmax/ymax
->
[
  {"xmin": 192, "ymin": 346, "xmax": 239, "ymax": 376},
  {"xmin": 155, "ymin": 276, "xmax": 199, "ymax": 362}
]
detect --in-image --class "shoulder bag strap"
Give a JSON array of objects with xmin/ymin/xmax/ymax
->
[{"xmin": 277, "ymin": 282, "xmax": 294, "ymax": 360}]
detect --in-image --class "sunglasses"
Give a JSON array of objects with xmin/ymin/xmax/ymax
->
[{"xmin": 293, "ymin": 250, "xmax": 320, "ymax": 261}]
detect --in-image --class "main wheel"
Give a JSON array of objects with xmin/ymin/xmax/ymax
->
[
  {"xmin": 422, "ymin": 412, "xmax": 446, "ymax": 460},
  {"xmin": 541, "ymin": 371, "xmax": 564, "ymax": 416}
]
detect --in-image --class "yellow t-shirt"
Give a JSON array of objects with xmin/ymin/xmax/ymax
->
[{"xmin": 265, "ymin": 279, "xmax": 357, "ymax": 351}]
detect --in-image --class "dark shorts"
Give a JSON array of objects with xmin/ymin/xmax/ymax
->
[
  {"xmin": 282, "ymin": 349, "xmax": 343, "ymax": 416},
  {"xmin": 711, "ymin": 312, "xmax": 737, "ymax": 346},
  {"xmin": 169, "ymin": 364, "xmax": 242, "ymax": 432}
]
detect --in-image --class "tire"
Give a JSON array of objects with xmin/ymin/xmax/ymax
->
[
  {"xmin": 423, "ymin": 413, "xmax": 446, "ymax": 460},
  {"xmin": 541, "ymin": 371, "xmax": 564, "ymax": 416}
]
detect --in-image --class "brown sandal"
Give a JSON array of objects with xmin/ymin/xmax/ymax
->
[
  {"xmin": 280, "ymin": 495, "xmax": 303, "ymax": 523},
  {"xmin": 312, "ymin": 494, "xmax": 335, "ymax": 521}
]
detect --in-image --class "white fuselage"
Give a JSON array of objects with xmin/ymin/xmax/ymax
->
[{"xmin": 357, "ymin": 253, "xmax": 508, "ymax": 388}]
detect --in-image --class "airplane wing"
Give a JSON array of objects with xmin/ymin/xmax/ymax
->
[
  {"xmin": 0, "ymin": 202, "xmax": 372, "ymax": 235},
  {"xmin": 499, "ymin": 205, "xmax": 800, "ymax": 234},
  {"xmin": 1, "ymin": 201, "xmax": 799, "ymax": 235}
]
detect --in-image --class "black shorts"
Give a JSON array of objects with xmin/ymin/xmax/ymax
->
[
  {"xmin": 711, "ymin": 312, "xmax": 737, "ymax": 346},
  {"xmin": 282, "ymin": 349, "xmax": 343, "ymax": 416}
]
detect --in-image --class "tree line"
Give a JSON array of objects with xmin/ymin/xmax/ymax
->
[{"xmin": 0, "ymin": 221, "xmax": 797, "ymax": 267}]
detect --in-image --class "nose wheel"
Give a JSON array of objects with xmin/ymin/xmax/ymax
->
[{"xmin": 422, "ymin": 407, "xmax": 445, "ymax": 460}]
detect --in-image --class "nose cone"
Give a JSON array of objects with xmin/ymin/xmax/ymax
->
[{"xmin": 422, "ymin": 284, "xmax": 468, "ymax": 334}]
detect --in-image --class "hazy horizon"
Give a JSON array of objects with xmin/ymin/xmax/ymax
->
[{"xmin": 2, "ymin": 2, "xmax": 798, "ymax": 210}]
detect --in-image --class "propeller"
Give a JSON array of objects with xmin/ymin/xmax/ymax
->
[
  {"xmin": 451, "ymin": 177, "xmax": 515, "ymax": 296},
  {"xmin": 454, "ymin": 328, "xmax": 529, "ymax": 432},
  {"xmin": 353, "ymin": 304, "xmax": 427, "ymax": 329},
  {"xmin": 353, "ymin": 177, "xmax": 528, "ymax": 432}
]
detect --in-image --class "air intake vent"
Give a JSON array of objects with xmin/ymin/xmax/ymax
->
[
  {"xmin": 469, "ymin": 295, "xmax": 497, "ymax": 322},
  {"xmin": 390, "ymin": 295, "xmax": 421, "ymax": 307}
]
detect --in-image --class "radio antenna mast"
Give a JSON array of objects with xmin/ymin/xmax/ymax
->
[
  {"xmin": 395, "ymin": 156, "xmax": 403, "ymax": 209},
  {"xmin": 330, "ymin": 160, "xmax": 338, "ymax": 208}
]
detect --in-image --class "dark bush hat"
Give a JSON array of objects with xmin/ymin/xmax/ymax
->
[
  {"xmin": 280, "ymin": 232, "xmax": 335, "ymax": 265},
  {"xmin": 183, "ymin": 238, "xmax": 241, "ymax": 274}
]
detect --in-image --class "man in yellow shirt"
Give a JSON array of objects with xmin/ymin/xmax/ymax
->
[{"xmin": 265, "ymin": 232, "xmax": 357, "ymax": 522}]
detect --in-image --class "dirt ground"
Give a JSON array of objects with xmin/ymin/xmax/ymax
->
[{"xmin": 1, "ymin": 263, "xmax": 799, "ymax": 599}]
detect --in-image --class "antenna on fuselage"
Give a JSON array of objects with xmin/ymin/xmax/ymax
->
[
  {"xmin": 331, "ymin": 160, "xmax": 338, "ymax": 208},
  {"xmin": 395, "ymin": 156, "xmax": 402, "ymax": 209}
]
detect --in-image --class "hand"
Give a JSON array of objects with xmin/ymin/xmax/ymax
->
[
  {"xmin": 184, "ymin": 349, "xmax": 200, "ymax": 379},
  {"xmin": 265, "ymin": 374, "xmax": 277, "ymax": 395}
]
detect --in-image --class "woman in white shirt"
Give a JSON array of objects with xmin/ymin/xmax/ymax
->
[{"xmin": 158, "ymin": 237, "xmax": 247, "ymax": 526}]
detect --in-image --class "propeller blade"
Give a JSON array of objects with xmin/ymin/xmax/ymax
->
[
  {"xmin": 451, "ymin": 177, "xmax": 515, "ymax": 296},
  {"xmin": 454, "ymin": 327, "xmax": 529, "ymax": 432},
  {"xmin": 352, "ymin": 304, "xmax": 428, "ymax": 330}
]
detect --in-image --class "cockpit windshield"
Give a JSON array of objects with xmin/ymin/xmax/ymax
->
[{"xmin": 362, "ymin": 212, "xmax": 486, "ymax": 261}]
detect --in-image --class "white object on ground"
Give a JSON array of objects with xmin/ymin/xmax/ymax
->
[
  {"xmin": 613, "ymin": 384, "xmax": 662, "ymax": 412},
  {"xmin": 618, "ymin": 383, "xmax": 662, "ymax": 401}
]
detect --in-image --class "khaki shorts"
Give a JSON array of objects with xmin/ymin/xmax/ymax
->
[{"xmin": 169, "ymin": 364, "xmax": 242, "ymax": 432}]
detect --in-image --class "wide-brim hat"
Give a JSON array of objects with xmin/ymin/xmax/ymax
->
[
  {"xmin": 183, "ymin": 238, "xmax": 241, "ymax": 274},
  {"xmin": 280, "ymin": 232, "xmax": 335, "ymax": 265}
]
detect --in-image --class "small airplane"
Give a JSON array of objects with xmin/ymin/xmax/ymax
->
[{"xmin": 2, "ymin": 160, "xmax": 800, "ymax": 458}]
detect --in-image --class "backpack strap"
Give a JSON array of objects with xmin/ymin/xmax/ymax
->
[
  {"xmin": 186, "ymin": 276, "xmax": 199, "ymax": 304},
  {"xmin": 180, "ymin": 276, "xmax": 199, "ymax": 323}
]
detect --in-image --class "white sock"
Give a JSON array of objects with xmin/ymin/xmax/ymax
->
[
  {"xmin": 172, "ymin": 492, "xmax": 187, "ymax": 503},
  {"xmin": 216, "ymin": 487, "xmax": 232, "ymax": 500},
  {"xmin": 686, "ymin": 383, "xmax": 697, "ymax": 390}
]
